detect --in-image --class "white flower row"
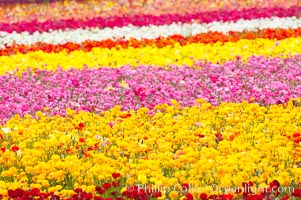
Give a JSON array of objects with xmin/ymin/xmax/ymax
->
[{"xmin": 1, "ymin": 16, "xmax": 301, "ymax": 48}]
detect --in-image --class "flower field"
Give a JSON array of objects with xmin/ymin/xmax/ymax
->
[{"xmin": 1, "ymin": 0, "xmax": 301, "ymax": 199}]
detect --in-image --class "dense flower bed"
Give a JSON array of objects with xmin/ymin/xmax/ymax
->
[
  {"xmin": 1, "ymin": 0, "xmax": 301, "ymax": 199},
  {"xmin": 1, "ymin": 101, "xmax": 301, "ymax": 200},
  {"xmin": 3, "ymin": 16, "xmax": 301, "ymax": 47},
  {"xmin": 2, "ymin": 27, "xmax": 301, "ymax": 56},
  {"xmin": 1, "ymin": 37, "xmax": 301, "ymax": 75},
  {"xmin": 2, "ymin": 6, "xmax": 301, "ymax": 33},
  {"xmin": 1, "ymin": 56, "xmax": 301, "ymax": 122},
  {"xmin": 1, "ymin": 0, "xmax": 299, "ymax": 23}
]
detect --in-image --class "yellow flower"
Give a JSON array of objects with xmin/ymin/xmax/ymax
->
[
  {"xmin": 1, "ymin": 37, "xmax": 301, "ymax": 74},
  {"xmin": 169, "ymin": 191, "xmax": 179, "ymax": 199},
  {"xmin": 29, "ymin": 183, "xmax": 42, "ymax": 189},
  {"xmin": 0, "ymin": 101, "xmax": 300, "ymax": 196},
  {"xmin": 138, "ymin": 174, "xmax": 148, "ymax": 184}
]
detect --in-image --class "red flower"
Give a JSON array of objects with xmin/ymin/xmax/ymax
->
[
  {"xmin": 215, "ymin": 133, "xmax": 223, "ymax": 141},
  {"xmin": 122, "ymin": 190, "xmax": 130, "ymax": 198},
  {"xmin": 94, "ymin": 197, "xmax": 104, "ymax": 200},
  {"xmin": 0, "ymin": 148, "xmax": 5, "ymax": 153},
  {"xmin": 74, "ymin": 188, "xmax": 83, "ymax": 193},
  {"xmin": 245, "ymin": 194, "xmax": 265, "ymax": 200},
  {"xmin": 112, "ymin": 172, "xmax": 121, "ymax": 179},
  {"xmin": 199, "ymin": 193, "xmax": 207, "ymax": 200},
  {"xmin": 248, "ymin": 181, "xmax": 254, "ymax": 186},
  {"xmin": 8, "ymin": 189, "xmax": 23, "ymax": 198},
  {"xmin": 292, "ymin": 188, "xmax": 301, "ymax": 197},
  {"xmin": 78, "ymin": 123, "xmax": 85, "ymax": 129},
  {"xmin": 112, "ymin": 181, "xmax": 120, "ymax": 187},
  {"xmin": 82, "ymin": 192, "xmax": 93, "ymax": 199},
  {"xmin": 242, "ymin": 182, "xmax": 248, "ymax": 188},
  {"xmin": 208, "ymin": 195, "xmax": 218, "ymax": 199},
  {"xmin": 11, "ymin": 145, "xmax": 19, "ymax": 152},
  {"xmin": 152, "ymin": 191, "xmax": 162, "ymax": 198},
  {"xmin": 29, "ymin": 188, "xmax": 40, "ymax": 196},
  {"xmin": 79, "ymin": 138, "xmax": 85, "ymax": 143},
  {"xmin": 102, "ymin": 183, "xmax": 112, "ymax": 190},
  {"xmin": 94, "ymin": 143, "xmax": 100, "ymax": 150},
  {"xmin": 269, "ymin": 180, "xmax": 280, "ymax": 196},
  {"xmin": 66, "ymin": 148, "xmax": 72, "ymax": 154},
  {"xmin": 120, "ymin": 113, "xmax": 132, "ymax": 119},
  {"xmin": 234, "ymin": 187, "xmax": 242, "ymax": 194},
  {"xmin": 95, "ymin": 186, "xmax": 105, "ymax": 194},
  {"xmin": 145, "ymin": 186, "xmax": 153, "ymax": 195},
  {"xmin": 242, "ymin": 182, "xmax": 253, "ymax": 195},
  {"xmin": 182, "ymin": 183, "xmax": 190, "ymax": 191},
  {"xmin": 294, "ymin": 137, "xmax": 301, "ymax": 143},
  {"xmin": 219, "ymin": 194, "xmax": 234, "ymax": 200},
  {"xmin": 110, "ymin": 191, "xmax": 117, "ymax": 196},
  {"xmin": 269, "ymin": 180, "xmax": 280, "ymax": 189},
  {"xmin": 185, "ymin": 192, "xmax": 193, "ymax": 200},
  {"xmin": 263, "ymin": 186, "xmax": 271, "ymax": 194},
  {"xmin": 50, "ymin": 194, "xmax": 60, "ymax": 199},
  {"xmin": 39, "ymin": 192, "xmax": 49, "ymax": 198},
  {"xmin": 76, "ymin": 123, "xmax": 85, "ymax": 131},
  {"xmin": 72, "ymin": 194, "xmax": 80, "ymax": 200}
]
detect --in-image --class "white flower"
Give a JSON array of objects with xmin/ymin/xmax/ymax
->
[
  {"xmin": 1, "ymin": 16, "xmax": 301, "ymax": 47},
  {"xmin": 16, "ymin": 150, "xmax": 22, "ymax": 157},
  {"xmin": 1, "ymin": 127, "xmax": 11, "ymax": 133},
  {"xmin": 95, "ymin": 135, "xmax": 109, "ymax": 142}
]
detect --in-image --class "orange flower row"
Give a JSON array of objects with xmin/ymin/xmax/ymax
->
[{"xmin": 1, "ymin": 27, "xmax": 301, "ymax": 56}]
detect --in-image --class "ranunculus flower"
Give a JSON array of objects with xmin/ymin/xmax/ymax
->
[{"xmin": 11, "ymin": 145, "xmax": 19, "ymax": 152}]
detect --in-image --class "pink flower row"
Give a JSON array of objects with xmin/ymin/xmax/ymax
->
[
  {"xmin": 1, "ymin": 6, "xmax": 301, "ymax": 33},
  {"xmin": 0, "ymin": 55, "xmax": 300, "ymax": 122}
]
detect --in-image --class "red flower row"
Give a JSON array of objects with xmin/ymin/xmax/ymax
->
[
  {"xmin": 2, "ymin": 174, "xmax": 301, "ymax": 200},
  {"xmin": 1, "ymin": 6, "xmax": 300, "ymax": 34}
]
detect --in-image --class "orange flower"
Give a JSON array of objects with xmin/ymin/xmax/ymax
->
[{"xmin": 2, "ymin": 27, "xmax": 301, "ymax": 55}]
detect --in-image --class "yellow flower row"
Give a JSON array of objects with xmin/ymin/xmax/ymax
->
[
  {"xmin": 1, "ymin": 37, "xmax": 301, "ymax": 75},
  {"xmin": 0, "ymin": 99, "xmax": 301, "ymax": 198}
]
